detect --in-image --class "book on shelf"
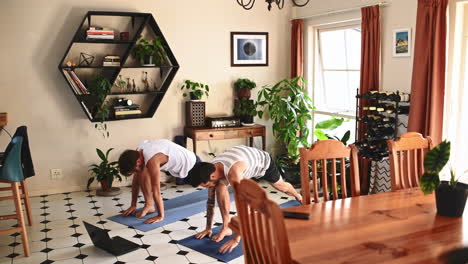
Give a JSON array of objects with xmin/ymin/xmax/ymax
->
[
  {"xmin": 115, "ymin": 113, "xmax": 142, "ymax": 119},
  {"xmin": 87, "ymin": 31, "xmax": 114, "ymax": 35},
  {"xmin": 63, "ymin": 70, "xmax": 81, "ymax": 94},
  {"xmin": 88, "ymin": 26, "xmax": 112, "ymax": 31},
  {"xmin": 86, "ymin": 35, "xmax": 114, "ymax": 40},
  {"xmin": 114, "ymin": 105, "xmax": 141, "ymax": 111},
  {"xmin": 80, "ymin": 101, "xmax": 93, "ymax": 119},
  {"xmin": 68, "ymin": 70, "xmax": 89, "ymax": 94},
  {"xmin": 115, "ymin": 109, "xmax": 142, "ymax": 115},
  {"xmin": 103, "ymin": 62, "xmax": 120, "ymax": 67}
]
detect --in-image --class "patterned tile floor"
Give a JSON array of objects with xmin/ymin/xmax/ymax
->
[{"xmin": 0, "ymin": 181, "xmax": 295, "ymax": 264}]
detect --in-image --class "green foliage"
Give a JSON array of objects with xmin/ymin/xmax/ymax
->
[
  {"xmin": 181, "ymin": 80, "xmax": 210, "ymax": 100},
  {"xmin": 133, "ymin": 36, "xmax": 166, "ymax": 65},
  {"xmin": 87, "ymin": 148, "xmax": 121, "ymax": 190},
  {"xmin": 419, "ymin": 140, "xmax": 451, "ymax": 194},
  {"xmin": 257, "ymin": 76, "xmax": 314, "ymax": 163},
  {"xmin": 314, "ymin": 117, "xmax": 351, "ymax": 145},
  {"xmin": 234, "ymin": 78, "xmax": 256, "ymax": 92},
  {"xmin": 234, "ymin": 98, "xmax": 258, "ymax": 117},
  {"xmin": 88, "ymin": 74, "xmax": 112, "ymax": 138}
]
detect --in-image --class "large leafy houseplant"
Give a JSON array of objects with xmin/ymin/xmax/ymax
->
[
  {"xmin": 87, "ymin": 148, "xmax": 121, "ymax": 192},
  {"xmin": 314, "ymin": 117, "xmax": 351, "ymax": 145},
  {"xmin": 181, "ymin": 80, "xmax": 210, "ymax": 100},
  {"xmin": 133, "ymin": 36, "xmax": 166, "ymax": 66},
  {"xmin": 420, "ymin": 140, "xmax": 468, "ymax": 217},
  {"xmin": 234, "ymin": 78, "xmax": 256, "ymax": 99},
  {"xmin": 88, "ymin": 74, "xmax": 112, "ymax": 138},
  {"xmin": 234, "ymin": 98, "xmax": 258, "ymax": 123},
  {"xmin": 257, "ymin": 76, "xmax": 314, "ymax": 164}
]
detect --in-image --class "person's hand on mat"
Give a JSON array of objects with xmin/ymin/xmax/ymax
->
[
  {"xmin": 212, "ymin": 227, "xmax": 233, "ymax": 242},
  {"xmin": 144, "ymin": 215, "xmax": 164, "ymax": 224},
  {"xmin": 195, "ymin": 228, "xmax": 212, "ymax": 239},
  {"xmin": 121, "ymin": 206, "xmax": 137, "ymax": 216},
  {"xmin": 218, "ymin": 238, "xmax": 240, "ymax": 254},
  {"xmin": 136, "ymin": 205, "xmax": 155, "ymax": 218}
]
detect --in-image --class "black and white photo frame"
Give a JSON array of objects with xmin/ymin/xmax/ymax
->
[{"xmin": 231, "ymin": 32, "xmax": 269, "ymax": 67}]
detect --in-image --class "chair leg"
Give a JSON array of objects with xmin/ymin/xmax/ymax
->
[
  {"xmin": 20, "ymin": 181, "xmax": 33, "ymax": 226},
  {"xmin": 12, "ymin": 182, "xmax": 30, "ymax": 257}
]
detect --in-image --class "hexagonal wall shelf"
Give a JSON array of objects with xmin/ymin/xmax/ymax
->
[{"xmin": 58, "ymin": 11, "xmax": 179, "ymax": 122}]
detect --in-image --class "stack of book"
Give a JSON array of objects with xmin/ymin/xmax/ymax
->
[
  {"xmin": 86, "ymin": 27, "xmax": 114, "ymax": 40},
  {"xmin": 103, "ymin": 55, "xmax": 120, "ymax": 67},
  {"xmin": 63, "ymin": 69, "xmax": 89, "ymax": 94},
  {"xmin": 114, "ymin": 104, "xmax": 142, "ymax": 119}
]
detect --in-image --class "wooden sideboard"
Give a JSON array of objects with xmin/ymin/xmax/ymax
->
[{"xmin": 184, "ymin": 125, "xmax": 266, "ymax": 154}]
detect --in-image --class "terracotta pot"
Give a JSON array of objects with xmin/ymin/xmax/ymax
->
[{"xmin": 237, "ymin": 88, "xmax": 251, "ymax": 99}]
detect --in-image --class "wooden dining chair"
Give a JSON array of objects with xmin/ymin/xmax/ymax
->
[
  {"xmin": 387, "ymin": 132, "xmax": 433, "ymax": 191},
  {"xmin": 300, "ymin": 140, "xmax": 360, "ymax": 204},
  {"xmin": 232, "ymin": 179, "xmax": 293, "ymax": 264}
]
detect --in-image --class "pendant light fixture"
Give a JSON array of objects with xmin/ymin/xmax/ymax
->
[{"xmin": 236, "ymin": 0, "xmax": 310, "ymax": 11}]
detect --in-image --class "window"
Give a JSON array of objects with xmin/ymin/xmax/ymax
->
[{"xmin": 311, "ymin": 24, "xmax": 361, "ymax": 143}]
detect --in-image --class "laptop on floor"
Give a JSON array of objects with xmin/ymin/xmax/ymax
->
[{"xmin": 83, "ymin": 221, "xmax": 140, "ymax": 256}]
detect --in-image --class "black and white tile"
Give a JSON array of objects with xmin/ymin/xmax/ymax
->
[{"xmin": 0, "ymin": 181, "xmax": 294, "ymax": 264}]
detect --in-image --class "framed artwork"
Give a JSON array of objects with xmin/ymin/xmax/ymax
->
[
  {"xmin": 393, "ymin": 28, "xmax": 411, "ymax": 57},
  {"xmin": 231, "ymin": 32, "xmax": 269, "ymax": 66}
]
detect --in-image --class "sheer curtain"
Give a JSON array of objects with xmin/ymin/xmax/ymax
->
[{"xmin": 444, "ymin": 1, "xmax": 468, "ymax": 183}]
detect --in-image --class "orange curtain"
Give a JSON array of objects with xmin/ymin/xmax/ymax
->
[
  {"xmin": 359, "ymin": 5, "xmax": 380, "ymax": 194},
  {"xmin": 291, "ymin": 19, "xmax": 303, "ymax": 78},
  {"xmin": 408, "ymin": 0, "xmax": 448, "ymax": 144}
]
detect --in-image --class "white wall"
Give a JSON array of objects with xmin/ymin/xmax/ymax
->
[{"xmin": 0, "ymin": 0, "xmax": 292, "ymax": 195}]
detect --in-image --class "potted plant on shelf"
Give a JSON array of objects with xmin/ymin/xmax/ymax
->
[
  {"xmin": 234, "ymin": 97, "xmax": 258, "ymax": 124},
  {"xmin": 256, "ymin": 76, "xmax": 314, "ymax": 185},
  {"xmin": 420, "ymin": 140, "xmax": 468, "ymax": 217},
  {"xmin": 133, "ymin": 36, "xmax": 166, "ymax": 66},
  {"xmin": 181, "ymin": 80, "xmax": 210, "ymax": 100},
  {"xmin": 234, "ymin": 78, "xmax": 256, "ymax": 99},
  {"xmin": 88, "ymin": 74, "xmax": 112, "ymax": 138},
  {"xmin": 87, "ymin": 148, "xmax": 122, "ymax": 196}
]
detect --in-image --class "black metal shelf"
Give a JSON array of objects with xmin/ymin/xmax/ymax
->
[{"xmin": 58, "ymin": 11, "xmax": 179, "ymax": 123}]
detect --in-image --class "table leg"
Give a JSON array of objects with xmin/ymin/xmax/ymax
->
[
  {"xmin": 262, "ymin": 135, "xmax": 266, "ymax": 151},
  {"xmin": 249, "ymin": 137, "xmax": 253, "ymax": 147},
  {"xmin": 193, "ymin": 140, "xmax": 197, "ymax": 155}
]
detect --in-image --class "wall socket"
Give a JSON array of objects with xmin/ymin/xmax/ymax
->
[{"xmin": 50, "ymin": 169, "xmax": 63, "ymax": 180}]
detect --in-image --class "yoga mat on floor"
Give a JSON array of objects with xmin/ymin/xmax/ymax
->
[
  {"xmin": 177, "ymin": 199, "xmax": 302, "ymax": 263},
  {"xmin": 108, "ymin": 188, "xmax": 235, "ymax": 232}
]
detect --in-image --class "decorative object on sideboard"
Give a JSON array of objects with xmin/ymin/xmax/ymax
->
[
  {"xmin": 231, "ymin": 32, "xmax": 268, "ymax": 67},
  {"xmin": 181, "ymin": 80, "xmax": 210, "ymax": 101},
  {"xmin": 393, "ymin": 28, "xmax": 411, "ymax": 57},
  {"xmin": 133, "ymin": 35, "xmax": 166, "ymax": 66},
  {"xmin": 79, "ymin": 52, "xmax": 95, "ymax": 66},
  {"xmin": 186, "ymin": 101, "xmax": 206, "ymax": 127},
  {"xmin": 237, "ymin": 0, "xmax": 310, "ymax": 11},
  {"xmin": 87, "ymin": 148, "xmax": 122, "ymax": 197},
  {"xmin": 419, "ymin": 141, "xmax": 468, "ymax": 217},
  {"xmin": 206, "ymin": 116, "xmax": 241, "ymax": 128}
]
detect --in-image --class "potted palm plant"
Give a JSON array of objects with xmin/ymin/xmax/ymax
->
[
  {"xmin": 133, "ymin": 36, "xmax": 166, "ymax": 66},
  {"xmin": 181, "ymin": 80, "xmax": 210, "ymax": 100},
  {"xmin": 420, "ymin": 140, "xmax": 468, "ymax": 217},
  {"xmin": 234, "ymin": 78, "xmax": 256, "ymax": 99},
  {"xmin": 87, "ymin": 148, "xmax": 122, "ymax": 196},
  {"xmin": 256, "ymin": 76, "xmax": 314, "ymax": 184}
]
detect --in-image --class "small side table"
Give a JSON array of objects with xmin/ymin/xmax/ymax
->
[{"xmin": 184, "ymin": 125, "xmax": 266, "ymax": 155}]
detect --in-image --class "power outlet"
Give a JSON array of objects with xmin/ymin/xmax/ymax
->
[{"xmin": 50, "ymin": 169, "xmax": 63, "ymax": 180}]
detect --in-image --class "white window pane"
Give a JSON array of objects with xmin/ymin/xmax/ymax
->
[
  {"xmin": 322, "ymin": 71, "xmax": 349, "ymax": 112},
  {"xmin": 319, "ymin": 30, "xmax": 347, "ymax": 69},
  {"xmin": 345, "ymin": 28, "xmax": 361, "ymax": 69}
]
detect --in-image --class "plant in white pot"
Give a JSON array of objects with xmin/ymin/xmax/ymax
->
[
  {"xmin": 420, "ymin": 140, "xmax": 468, "ymax": 217},
  {"xmin": 87, "ymin": 148, "xmax": 122, "ymax": 196}
]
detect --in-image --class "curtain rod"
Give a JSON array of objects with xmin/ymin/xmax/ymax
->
[{"xmin": 291, "ymin": 1, "xmax": 389, "ymax": 20}]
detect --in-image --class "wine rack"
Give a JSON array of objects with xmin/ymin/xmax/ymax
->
[{"xmin": 354, "ymin": 90, "xmax": 410, "ymax": 161}]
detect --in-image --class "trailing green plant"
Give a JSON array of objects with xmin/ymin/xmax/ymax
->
[
  {"xmin": 87, "ymin": 148, "xmax": 122, "ymax": 191},
  {"xmin": 234, "ymin": 78, "xmax": 256, "ymax": 92},
  {"xmin": 420, "ymin": 140, "xmax": 454, "ymax": 195},
  {"xmin": 257, "ymin": 76, "xmax": 314, "ymax": 163},
  {"xmin": 234, "ymin": 98, "xmax": 258, "ymax": 117},
  {"xmin": 181, "ymin": 80, "xmax": 210, "ymax": 100},
  {"xmin": 314, "ymin": 117, "xmax": 351, "ymax": 145},
  {"xmin": 133, "ymin": 36, "xmax": 166, "ymax": 65},
  {"xmin": 88, "ymin": 74, "xmax": 112, "ymax": 138}
]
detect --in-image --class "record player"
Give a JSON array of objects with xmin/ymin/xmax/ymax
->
[{"xmin": 206, "ymin": 116, "xmax": 241, "ymax": 128}]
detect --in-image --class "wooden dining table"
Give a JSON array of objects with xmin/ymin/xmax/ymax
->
[{"xmin": 229, "ymin": 188, "xmax": 468, "ymax": 263}]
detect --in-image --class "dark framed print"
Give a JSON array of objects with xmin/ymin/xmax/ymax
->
[{"xmin": 231, "ymin": 32, "xmax": 269, "ymax": 67}]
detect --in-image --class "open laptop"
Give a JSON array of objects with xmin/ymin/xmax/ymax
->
[{"xmin": 83, "ymin": 221, "xmax": 140, "ymax": 256}]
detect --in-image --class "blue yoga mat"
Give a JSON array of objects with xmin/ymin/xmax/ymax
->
[
  {"xmin": 177, "ymin": 199, "xmax": 301, "ymax": 263},
  {"xmin": 108, "ymin": 188, "xmax": 235, "ymax": 232}
]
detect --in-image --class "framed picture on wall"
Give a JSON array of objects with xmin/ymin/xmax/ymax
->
[
  {"xmin": 231, "ymin": 32, "xmax": 269, "ymax": 66},
  {"xmin": 393, "ymin": 28, "xmax": 411, "ymax": 57}
]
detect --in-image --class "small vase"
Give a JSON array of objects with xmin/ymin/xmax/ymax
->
[
  {"xmin": 435, "ymin": 182, "xmax": 468, "ymax": 217},
  {"xmin": 142, "ymin": 55, "xmax": 155, "ymax": 66}
]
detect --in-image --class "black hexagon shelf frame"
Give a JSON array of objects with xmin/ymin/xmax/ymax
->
[{"xmin": 58, "ymin": 11, "xmax": 179, "ymax": 122}]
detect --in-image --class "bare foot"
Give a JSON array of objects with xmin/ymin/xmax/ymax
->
[
  {"xmin": 212, "ymin": 227, "xmax": 233, "ymax": 242},
  {"xmin": 136, "ymin": 206, "xmax": 155, "ymax": 218}
]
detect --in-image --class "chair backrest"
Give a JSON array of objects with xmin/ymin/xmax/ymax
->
[
  {"xmin": 387, "ymin": 132, "xmax": 433, "ymax": 191},
  {"xmin": 233, "ymin": 179, "xmax": 292, "ymax": 264},
  {"xmin": 300, "ymin": 140, "xmax": 360, "ymax": 204},
  {"xmin": 0, "ymin": 136, "xmax": 24, "ymax": 182}
]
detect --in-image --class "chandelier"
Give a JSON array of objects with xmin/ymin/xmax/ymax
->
[{"xmin": 237, "ymin": 0, "xmax": 310, "ymax": 11}]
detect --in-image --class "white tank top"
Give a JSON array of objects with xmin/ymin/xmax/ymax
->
[{"xmin": 137, "ymin": 139, "xmax": 196, "ymax": 178}]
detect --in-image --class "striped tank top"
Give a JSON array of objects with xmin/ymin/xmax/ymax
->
[{"xmin": 212, "ymin": 146, "xmax": 270, "ymax": 185}]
